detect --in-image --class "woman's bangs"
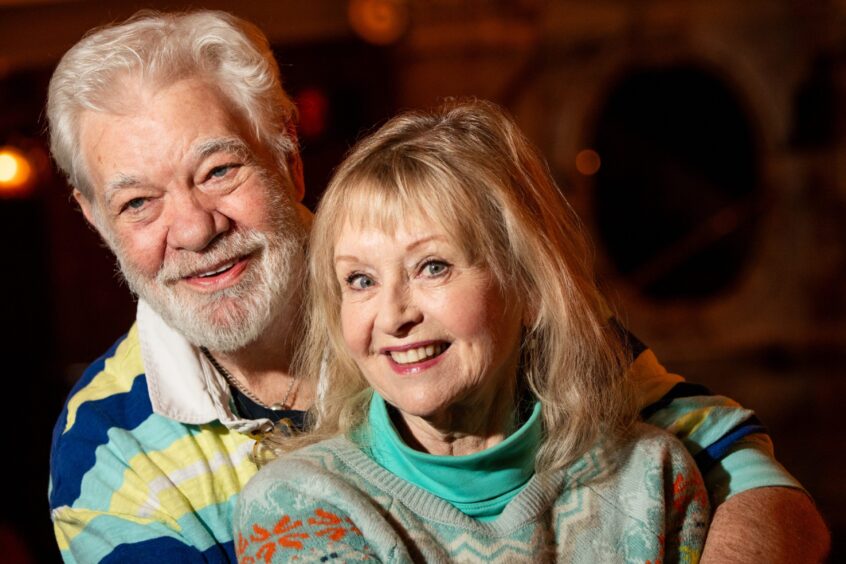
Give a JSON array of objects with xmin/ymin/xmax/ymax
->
[{"xmin": 333, "ymin": 173, "xmax": 481, "ymax": 261}]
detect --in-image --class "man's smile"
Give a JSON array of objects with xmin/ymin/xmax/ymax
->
[{"xmin": 181, "ymin": 255, "xmax": 251, "ymax": 290}]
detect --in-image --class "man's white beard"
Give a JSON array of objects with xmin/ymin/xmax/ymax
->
[{"xmin": 112, "ymin": 194, "xmax": 306, "ymax": 353}]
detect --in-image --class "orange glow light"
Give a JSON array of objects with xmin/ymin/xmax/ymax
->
[
  {"xmin": 575, "ymin": 149, "xmax": 601, "ymax": 176},
  {"xmin": 0, "ymin": 147, "xmax": 33, "ymax": 195},
  {"xmin": 348, "ymin": 0, "xmax": 409, "ymax": 46}
]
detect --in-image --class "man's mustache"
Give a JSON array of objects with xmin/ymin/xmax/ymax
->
[{"xmin": 156, "ymin": 229, "xmax": 266, "ymax": 284}]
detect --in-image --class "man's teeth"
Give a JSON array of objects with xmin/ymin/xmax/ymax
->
[
  {"xmin": 197, "ymin": 260, "xmax": 237, "ymax": 278},
  {"xmin": 389, "ymin": 343, "xmax": 447, "ymax": 365}
]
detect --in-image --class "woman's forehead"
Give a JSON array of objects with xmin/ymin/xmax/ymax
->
[
  {"xmin": 334, "ymin": 214, "xmax": 455, "ymax": 250},
  {"xmin": 333, "ymin": 190, "xmax": 464, "ymax": 238}
]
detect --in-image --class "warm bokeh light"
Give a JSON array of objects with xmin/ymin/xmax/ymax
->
[
  {"xmin": 348, "ymin": 0, "xmax": 409, "ymax": 45},
  {"xmin": 0, "ymin": 147, "xmax": 34, "ymax": 195},
  {"xmin": 575, "ymin": 149, "xmax": 601, "ymax": 176},
  {"xmin": 296, "ymin": 88, "xmax": 329, "ymax": 139}
]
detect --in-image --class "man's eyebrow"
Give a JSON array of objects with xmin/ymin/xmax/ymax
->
[
  {"xmin": 193, "ymin": 137, "xmax": 251, "ymax": 162},
  {"xmin": 104, "ymin": 174, "xmax": 142, "ymax": 204},
  {"xmin": 100, "ymin": 139, "xmax": 252, "ymax": 205}
]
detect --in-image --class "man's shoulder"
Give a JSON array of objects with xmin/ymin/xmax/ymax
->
[
  {"xmin": 68, "ymin": 325, "xmax": 146, "ymax": 401},
  {"xmin": 49, "ymin": 323, "xmax": 251, "ymax": 513},
  {"xmin": 55, "ymin": 325, "xmax": 149, "ymax": 434},
  {"xmin": 50, "ymin": 324, "xmax": 159, "ymax": 510}
]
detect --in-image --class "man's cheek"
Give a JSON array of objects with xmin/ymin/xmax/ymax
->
[{"xmin": 117, "ymin": 240, "xmax": 165, "ymax": 280}]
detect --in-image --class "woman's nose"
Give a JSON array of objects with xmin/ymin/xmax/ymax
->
[{"xmin": 374, "ymin": 281, "xmax": 423, "ymax": 337}]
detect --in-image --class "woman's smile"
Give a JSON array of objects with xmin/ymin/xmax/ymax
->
[{"xmin": 381, "ymin": 341, "xmax": 451, "ymax": 373}]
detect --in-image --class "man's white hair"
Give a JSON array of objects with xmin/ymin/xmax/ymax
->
[{"xmin": 47, "ymin": 9, "xmax": 298, "ymax": 199}]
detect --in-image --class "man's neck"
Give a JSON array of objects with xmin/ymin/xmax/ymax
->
[{"xmin": 207, "ymin": 304, "xmax": 308, "ymax": 409}]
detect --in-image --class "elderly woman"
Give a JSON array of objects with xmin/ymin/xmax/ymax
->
[{"xmin": 235, "ymin": 100, "xmax": 708, "ymax": 562}]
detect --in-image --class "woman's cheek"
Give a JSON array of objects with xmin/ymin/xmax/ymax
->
[{"xmin": 340, "ymin": 303, "xmax": 369, "ymax": 357}]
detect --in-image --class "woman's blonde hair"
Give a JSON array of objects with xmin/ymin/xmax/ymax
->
[{"xmin": 293, "ymin": 99, "xmax": 635, "ymax": 471}]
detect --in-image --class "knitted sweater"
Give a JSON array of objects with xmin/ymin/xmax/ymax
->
[{"xmin": 235, "ymin": 423, "xmax": 710, "ymax": 563}]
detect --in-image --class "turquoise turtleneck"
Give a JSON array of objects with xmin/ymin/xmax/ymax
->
[{"xmin": 359, "ymin": 393, "xmax": 542, "ymax": 522}]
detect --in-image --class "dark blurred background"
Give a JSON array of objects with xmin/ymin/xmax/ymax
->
[{"xmin": 0, "ymin": 1, "xmax": 843, "ymax": 562}]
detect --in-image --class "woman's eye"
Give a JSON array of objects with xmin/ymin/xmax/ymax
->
[
  {"xmin": 346, "ymin": 273, "xmax": 375, "ymax": 290},
  {"xmin": 422, "ymin": 261, "xmax": 449, "ymax": 277}
]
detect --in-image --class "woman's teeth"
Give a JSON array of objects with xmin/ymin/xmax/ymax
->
[{"xmin": 389, "ymin": 343, "xmax": 447, "ymax": 365}]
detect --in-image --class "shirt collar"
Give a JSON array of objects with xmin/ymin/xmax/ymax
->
[{"xmin": 135, "ymin": 299, "xmax": 272, "ymax": 433}]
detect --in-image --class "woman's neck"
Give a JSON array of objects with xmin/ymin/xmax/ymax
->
[{"xmin": 390, "ymin": 385, "xmax": 518, "ymax": 456}]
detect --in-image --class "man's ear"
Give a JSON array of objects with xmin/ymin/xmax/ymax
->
[
  {"xmin": 72, "ymin": 188, "xmax": 96, "ymax": 226},
  {"xmin": 285, "ymin": 122, "xmax": 305, "ymax": 202},
  {"xmin": 73, "ymin": 188, "xmax": 117, "ymax": 251},
  {"xmin": 287, "ymin": 151, "xmax": 305, "ymax": 203}
]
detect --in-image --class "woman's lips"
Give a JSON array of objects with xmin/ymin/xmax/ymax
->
[{"xmin": 381, "ymin": 341, "xmax": 450, "ymax": 374}]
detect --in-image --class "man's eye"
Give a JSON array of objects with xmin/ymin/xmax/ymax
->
[
  {"xmin": 346, "ymin": 273, "xmax": 375, "ymax": 290},
  {"xmin": 208, "ymin": 164, "xmax": 236, "ymax": 179},
  {"xmin": 422, "ymin": 261, "xmax": 449, "ymax": 277},
  {"xmin": 122, "ymin": 197, "xmax": 147, "ymax": 212}
]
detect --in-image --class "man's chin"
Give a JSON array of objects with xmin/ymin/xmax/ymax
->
[
  {"xmin": 144, "ymin": 291, "xmax": 273, "ymax": 353},
  {"xmin": 178, "ymin": 311, "xmax": 269, "ymax": 354}
]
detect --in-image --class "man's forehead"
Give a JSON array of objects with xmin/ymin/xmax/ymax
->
[{"xmin": 76, "ymin": 80, "xmax": 255, "ymax": 197}]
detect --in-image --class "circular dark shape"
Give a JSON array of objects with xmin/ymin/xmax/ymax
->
[{"xmin": 592, "ymin": 65, "xmax": 760, "ymax": 300}]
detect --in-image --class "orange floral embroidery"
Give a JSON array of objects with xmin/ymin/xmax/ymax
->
[
  {"xmin": 308, "ymin": 508, "xmax": 361, "ymax": 542},
  {"xmin": 249, "ymin": 523, "xmax": 272, "ymax": 543},
  {"xmin": 243, "ymin": 515, "xmax": 310, "ymax": 563},
  {"xmin": 255, "ymin": 542, "xmax": 276, "ymax": 563},
  {"xmin": 242, "ymin": 508, "xmax": 363, "ymax": 562},
  {"xmin": 237, "ymin": 532, "xmax": 250, "ymax": 557},
  {"xmin": 272, "ymin": 516, "xmax": 309, "ymax": 549}
]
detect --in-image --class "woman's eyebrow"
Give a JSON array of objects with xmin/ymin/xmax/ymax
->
[{"xmin": 405, "ymin": 234, "xmax": 449, "ymax": 252}]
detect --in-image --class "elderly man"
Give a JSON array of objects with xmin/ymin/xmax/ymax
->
[{"xmin": 47, "ymin": 9, "xmax": 828, "ymax": 564}]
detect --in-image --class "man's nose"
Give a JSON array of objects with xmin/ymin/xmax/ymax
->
[
  {"xmin": 374, "ymin": 280, "xmax": 423, "ymax": 337},
  {"xmin": 166, "ymin": 190, "xmax": 230, "ymax": 251}
]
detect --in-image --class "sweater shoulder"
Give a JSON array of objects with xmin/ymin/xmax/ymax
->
[{"xmin": 559, "ymin": 423, "xmax": 707, "ymax": 531}]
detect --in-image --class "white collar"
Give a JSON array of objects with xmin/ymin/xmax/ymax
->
[{"xmin": 136, "ymin": 299, "xmax": 272, "ymax": 434}]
